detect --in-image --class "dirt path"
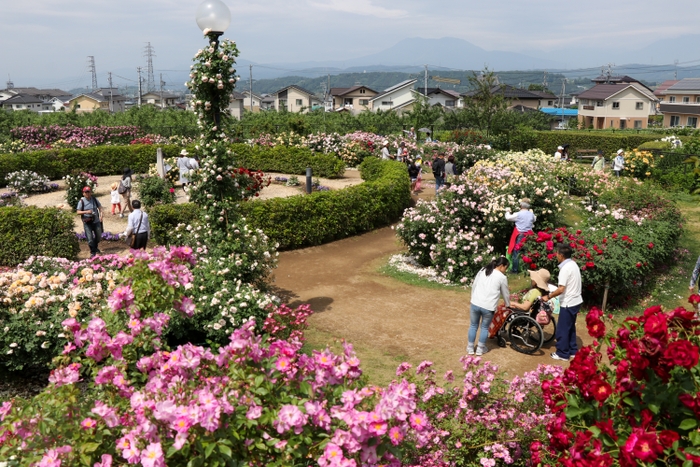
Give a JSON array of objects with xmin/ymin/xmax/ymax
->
[{"xmin": 273, "ymin": 186, "xmax": 592, "ymax": 384}]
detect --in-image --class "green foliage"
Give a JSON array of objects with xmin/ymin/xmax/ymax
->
[
  {"xmin": 0, "ymin": 207, "xmax": 79, "ymax": 266},
  {"xmin": 148, "ymin": 203, "xmax": 199, "ymax": 245},
  {"xmin": 63, "ymin": 172, "xmax": 98, "ymax": 212},
  {"xmin": 238, "ymin": 159, "xmax": 411, "ymax": 249},
  {"xmin": 533, "ymin": 130, "xmax": 661, "ymax": 157},
  {"xmin": 638, "ymin": 141, "xmax": 672, "ymax": 150},
  {"xmin": 459, "ymin": 69, "xmax": 510, "ymax": 137},
  {"xmin": 652, "ymin": 166, "xmax": 696, "ymax": 193},
  {"xmin": 232, "ymin": 143, "xmax": 346, "ymax": 178},
  {"xmin": 135, "ymin": 175, "xmax": 175, "ymax": 208},
  {"xmin": 0, "ymin": 144, "xmax": 182, "ymax": 187}
]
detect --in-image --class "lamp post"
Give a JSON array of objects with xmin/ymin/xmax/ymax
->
[{"xmin": 195, "ymin": 0, "xmax": 232, "ymax": 128}]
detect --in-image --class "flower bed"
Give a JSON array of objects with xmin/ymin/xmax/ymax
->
[
  {"xmin": 10, "ymin": 125, "xmax": 141, "ymax": 150},
  {"xmin": 396, "ymin": 149, "xmax": 681, "ymax": 299}
]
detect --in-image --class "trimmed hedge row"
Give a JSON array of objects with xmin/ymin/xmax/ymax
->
[
  {"xmin": 0, "ymin": 145, "xmax": 181, "ymax": 186},
  {"xmin": 231, "ymin": 144, "xmax": 346, "ymax": 178},
  {"xmin": 150, "ymin": 159, "xmax": 411, "ymax": 249},
  {"xmin": 534, "ymin": 131, "xmax": 662, "ymax": 156},
  {"xmin": 0, "ymin": 207, "xmax": 79, "ymax": 266}
]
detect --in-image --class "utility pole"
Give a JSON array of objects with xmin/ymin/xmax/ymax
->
[
  {"xmin": 559, "ymin": 78, "xmax": 566, "ymax": 108},
  {"xmin": 87, "ymin": 56, "xmax": 98, "ymax": 91},
  {"xmin": 137, "ymin": 67, "xmax": 143, "ymax": 107},
  {"xmin": 159, "ymin": 73, "xmax": 166, "ymax": 109},
  {"xmin": 604, "ymin": 63, "xmax": 614, "ymax": 83},
  {"xmin": 542, "ymin": 71, "xmax": 548, "ymax": 89},
  {"xmin": 424, "ymin": 64, "xmax": 428, "ymax": 97},
  {"xmin": 674, "ymin": 59, "xmax": 679, "ymax": 80},
  {"xmin": 249, "ymin": 64, "xmax": 253, "ymax": 112},
  {"xmin": 108, "ymin": 72, "xmax": 114, "ymax": 113},
  {"xmin": 144, "ymin": 42, "xmax": 156, "ymax": 92}
]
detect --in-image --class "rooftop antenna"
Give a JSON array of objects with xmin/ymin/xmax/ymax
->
[
  {"xmin": 6, "ymin": 75, "xmax": 13, "ymax": 90},
  {"xmin": 87, "ymin": 56, "xmax": 98, "ymax": 91},
  {"xmin": 144, "ymin": 42, "xmax": 156, "ymax": 92}
]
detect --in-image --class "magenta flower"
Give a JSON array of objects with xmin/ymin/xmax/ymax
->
[
  {"xmin": 276, "ymin": 356, "xmax": 291, "ymax": 372},
  {"xmin": 107, "ymin": 285, "xmax": 134, "ymax": 312},
  {"xmin": 48, "ymin": 363, "xmax": 81, "ymax": 387}
]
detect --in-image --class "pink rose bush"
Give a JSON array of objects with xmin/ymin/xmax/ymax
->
[
  {"xmin": 10, "ymin": 125, "xmax": 141, "ymax": 150},
  {"xmin": 0, "ymin": 247, "xmax": 434, "ymax": 466}
]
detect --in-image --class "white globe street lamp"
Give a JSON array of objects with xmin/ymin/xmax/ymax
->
[{"xmin": 195, "ymin": 0, "xmax": 231, "ymax": 36}]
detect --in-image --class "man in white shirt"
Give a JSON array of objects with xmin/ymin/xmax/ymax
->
[
  {"xmin": 123, "ymin": 200, "xmax": 151, "ymax": 250},
  {"xmin": 543, "ymin": 244, "xmax": 582, "ymax": 361}
]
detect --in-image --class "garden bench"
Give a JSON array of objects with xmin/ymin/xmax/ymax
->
[{"xmin": 574, "ymin": 149, "xmax": 598, "ymax": 164}]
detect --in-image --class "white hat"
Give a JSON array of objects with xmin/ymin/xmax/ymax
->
[
  {"xmin": 382, "ymin": 140, "xmax": 389, "ymax": 146},
  {"xmin": 180, "ymin": 149, "xmax": 189, "ymax": 156},
  {"xmin": 557, "ymin": 146, "xmax": 564, "ymax": 150},
  {"xmin": 617, "ymin": 149, "xmax": 624, "ymax": 155}
]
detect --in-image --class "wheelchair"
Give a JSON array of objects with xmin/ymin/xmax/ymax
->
[{"xmin": 492, "ymin": 298, "xmax": 557, "ymax": 354}]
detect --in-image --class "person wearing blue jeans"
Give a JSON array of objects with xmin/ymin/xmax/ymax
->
[
  {"xmin": 467, "ymin": 257, "xmax": 510, "ymax": 356},
  {"xmin": 542, "ymin": 244, "xmax": 583, "ymax": 361},
  {"xmin": 505, "ymin": 200, "xmax": 536, "ymax": 273}
]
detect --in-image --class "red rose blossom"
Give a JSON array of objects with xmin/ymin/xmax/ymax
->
[
  {"xmin": 648, "ymin": 242, "xmax": 654, "ymax": 249},
  {"xmin": 663, "ymin": 340, "xmax": 700, "ymax": 369}
]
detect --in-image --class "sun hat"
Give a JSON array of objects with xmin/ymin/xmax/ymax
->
[
  {"xmin": 617, "ymin": 149, "xmax": 624, "ymax": 155},
  {"xmin": 382, "ymin": 140, "xmax": 388, "ymax": 146},
  {"xmin": 82, "ymin": 186, "xmax": 92, "ymax": 192},
  {"xmin": 557, "ymin": 145, "xmax": 563, "ymax": 150},
  {"xmin": 529, "ymin": 268, "xmax": 551, "ymax": 291},
  {"xmin": 180, "ymin": 149, "xmax": 189, "ymax": 156}
]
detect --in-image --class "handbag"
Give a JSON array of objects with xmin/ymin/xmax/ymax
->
[
  {"xmin": 128, "ymin": 213, "xmax": 143, "ymax": 248},
  {"xmin": 488, "ymin": 305, "xmax": 511, "ymax": 339}
]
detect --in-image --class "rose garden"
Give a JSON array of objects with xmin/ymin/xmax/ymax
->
[{"xmin": 3, "ymin": 9, "xmax": 700, "ymax": 467}]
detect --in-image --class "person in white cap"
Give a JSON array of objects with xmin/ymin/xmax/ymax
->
[
  {"xmin": 381, "ymin": 140, "xmax": 391, "ymax": 160},
  {"xmin": 177, "ymin": 149, "xmax": 193, "ymax": 190},
  {"xmin": 553, "ymin": 146, "xmax": 564, "ymax": 161},
  {"xmin": 613, "ymin": 149, "xmax": 625, "ymax": 177}
]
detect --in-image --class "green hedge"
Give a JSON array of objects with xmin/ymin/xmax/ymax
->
[
  {"xmin": 231, "ymin": 144, "xmax": 345, "ymax": 178},
  {"xmin": 0, "ymin": 145, "xmax": 182, "ymax": 186},
  {"xmin": 0, "ymin": 207, "xmax": 79, "ymax": 266},
  {"xmin": 534, "ymin": 131, "xmax": 662, "ymax": 156},
  {"xmin": 150, "ymin": 159, "xmax": 411, "ymax": 249}
]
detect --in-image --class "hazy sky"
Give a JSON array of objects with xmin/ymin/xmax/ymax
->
[{"xmin": 2, "ymin": 0, "xmax": 700, "ymax": 89}]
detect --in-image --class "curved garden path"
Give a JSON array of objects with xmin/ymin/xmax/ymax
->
[{"xmin": 273, "ymin": 193, "xmax": 592, "ymax": 385}]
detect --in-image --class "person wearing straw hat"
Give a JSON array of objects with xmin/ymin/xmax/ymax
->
[
  {"xmin": 177, "ymin": 149, "xmax": 193, "ymax": 189},
  {"xmin": 510, "ymin": 268, "xmax": 554, "ymax": 312}
]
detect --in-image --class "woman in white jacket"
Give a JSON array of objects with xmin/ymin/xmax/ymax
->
[{"xmin": 468, "ymin": 257, "xmax": 511, "ymax": 356}]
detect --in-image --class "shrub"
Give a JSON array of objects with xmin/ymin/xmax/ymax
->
[
  {"xmin": 239, "ymin": 159, "xmax": 411, "ymax": 249},
  {"xmin": 135, "ymin": 174, "xmax": 175, "ymax": 208},
  {"xmin": 0, "ymin": 144, "xmax": 183, "ymax": 187},
  {"xmin": 151, "ymin": 159, "xmax": 412, "ymax": 250},
  {"xmin": 0, "ymin": 206, "xmax": 79, "ymax": 266},
  {"xmin": 231, "ymin": 143, "xmax": 346, "ymax": 178},
  {"xmin": 3, "ymin": 170, "xmax": 54, "ymax": 194},
  {"xmin": 63, "ymin": 171, "xmax": 98, "ymax": 211},
  {"xmin": 637, "ymin": 140, "xmax": 672, "ymax": 151},
  {"xmin": 534, "ymin": 301, "xmax": 700, "ymax": 466},
  {"xmin": 534, "ymin": 131, "xmax": 661, "ymax": 157}
]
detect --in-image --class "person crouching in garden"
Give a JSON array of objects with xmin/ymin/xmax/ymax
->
[
  {"xmin": 505, "ymin": 199, "xmax": 536, "ymax": 273},
  {"xmin": 543, "ymin": 244, "xmax": 583, "ymax": 361},
  {"xmin": 124, "ymin": 200, "xmax": 150, "ymax": 250},
  {"xmin": 76, "ymin": 186, "xmax": 103, "ymax": 257},
  {"xmin": 468, "ymin": 257, "xmax": 511, "ymax": 356}
]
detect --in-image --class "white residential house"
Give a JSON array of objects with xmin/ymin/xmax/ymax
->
[
  {"xmin": 370, "ymin": 79, "xmax": 418, "ymax": 113},
  {"xmin": 577, "ymin": 83, "xmax": 657, "ymax": 129},
  {"xmin": 656, "ymin": 78, "xmax": 700, "ymax": 128},
  {"xmin": 328, "ymin": 85, "xmax": 378, "ymax": 114},
  {"xmin": 141, "ymin": 91, "xmax": 180, "ymax": 109},
  {"xmin": 270, "ymin": 85, "xmax": 323, "ymax": 113},
  {"xmin": 241, "ymin": 90, "xmax": 263, "ymax": 112},
  {"xmin": 48, "ymin": 96, "xmax": 71, "ymax": 112},
  {"xmin": 421, "ymin": 87, "xmax": 463, "ymax": 109},
  {"xmin": 227, "ymin": 91, "xmax": 245, "ymax": 120},
  {"xmin": 0, "ymin": 94, "xmax": 52, "ymax": 112}
]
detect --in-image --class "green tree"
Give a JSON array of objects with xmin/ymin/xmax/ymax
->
[{"xmin": 461, "ymin": 69, "xmax": 510, "ymax": 137}]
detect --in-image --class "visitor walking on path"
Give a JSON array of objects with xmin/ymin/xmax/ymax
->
[
  {"xmin": 110, "ymin": 182, "xmax": 122, "ymax": 216},
  {"xmin": 408, "ymin": 159, "xmax": 420, "ymax": 194},
  {"xmin": 76, "ymin": 186, "xmax": 104, "ymax": 257},
  {"xmin": 543, "ymin": 244, "xmax": 583, "ymax": 361},
  {"xmin": 124, "ymin": 200, "xmax": 151, "ymax": 250},
  {"xmin": 120, "ymin": 168, "xmax": 133, "ymax": 217},
  {"xmin": 414, "ymin": 156, "xmax": 423, "ymax": 191},
  {"xmin": 505, "ymin": 199, "xmax": 536, "ymax": 273},
  {"xmin": 613, "ymin": 149, "xmax": 625, "ymax": 177},
  {"xmin": 432, "ymin": 153, "xmax": 446, "ymax": 194},
  {"xmin": 468, "ymin": 257, "xmax": 511, "ymax": 356},
  {"xmin": 178, "ymin": 149, "xmax": 192, "ymax": 190}
]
